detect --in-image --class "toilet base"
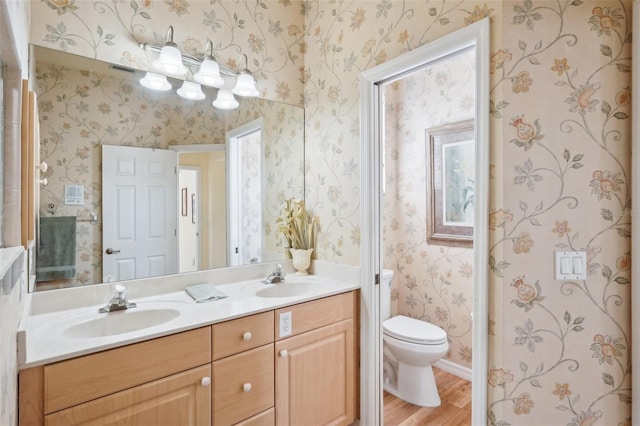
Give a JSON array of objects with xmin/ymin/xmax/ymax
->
[{"xmin": 384, "ymin": 363, "xmax": 441, "ymax": 407}]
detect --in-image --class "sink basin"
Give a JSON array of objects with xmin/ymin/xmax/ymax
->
[
  {"xmin": 62, "ymin": 308, "xmax": 181, "ymax": 338},
  {"xmin": 256, "ymin": 282, "xmax": 316, "ymax": 298}
]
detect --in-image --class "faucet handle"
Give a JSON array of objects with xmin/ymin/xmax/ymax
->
[
  {"xmin": 275, "ymin": 264, "xmax": 283, "ymax": 272},
  {"xmin": 114, "ymin": 284, "xmax": 127, "ymax": 298}
]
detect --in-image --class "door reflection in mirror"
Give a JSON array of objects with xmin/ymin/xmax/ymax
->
[{"xmin": 227, "ymin": 119, "xmax": 263, "ymax": 267}]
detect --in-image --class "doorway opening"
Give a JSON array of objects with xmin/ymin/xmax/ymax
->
[{"xmin": 359, "ymin": 19, "xmax": 490, "ymax": 425}]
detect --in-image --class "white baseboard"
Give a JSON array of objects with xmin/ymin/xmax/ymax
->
[{"xmin": 433, "ymin": 359, "xmax": 472, "ymax": 382}]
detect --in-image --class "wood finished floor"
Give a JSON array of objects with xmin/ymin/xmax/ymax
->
[{"xmin": 383, "ymin": 368, "xmax": 471, "ymax": 426}]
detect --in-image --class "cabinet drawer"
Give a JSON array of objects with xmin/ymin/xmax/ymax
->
[
  {"xmin": 45, "ymin": 365, "xmax": 211, "ymax": 426},
  {"xmin": 213, "ymin": 311, "xmax": 274, "ymax": 360},
  {"xmin": 236, "ymin": 408, "xmax": 275, "ymax": 426},
  {"xmin": 274, "ymin": 291, "xmax": 355, "ymax": 339},
  {"xmin": 213, "ymin": 344, "xmax": 274, "ymax": 426},
  {"xmin": 44, "ymin": 327, "xmax": 211, "ymax": 414}
]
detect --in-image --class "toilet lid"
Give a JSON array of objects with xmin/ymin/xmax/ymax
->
[{"xmin": 383, "ymin": 315, "xmax": 447, "ymax": 345}]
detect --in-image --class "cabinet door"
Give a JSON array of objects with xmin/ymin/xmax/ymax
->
[
  {"xmin": 44, "ymin": 365, "xmax": 211, "ymax": 426},
  {"xmin": 275, "ymin": 319, "xmax": 355, "ymax": 426}
]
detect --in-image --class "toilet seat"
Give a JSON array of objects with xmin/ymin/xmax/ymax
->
[{"xmin": 383, "ymin": 315, "xmax": 447, "ymax": 345}]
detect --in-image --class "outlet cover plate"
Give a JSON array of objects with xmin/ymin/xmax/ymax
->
[{"xmin": 279, "ymin": 311, "xmax": 292, "ymax": 337}]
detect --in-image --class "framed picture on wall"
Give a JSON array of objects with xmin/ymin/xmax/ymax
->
[{"xmin": 426, "ymin": 119, "xmax": 474, "ymax": 247}]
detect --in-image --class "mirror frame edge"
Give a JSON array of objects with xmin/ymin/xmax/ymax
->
[
  {"xmin": 631, "ymin": 1, "xmax": 639, "ymax": 424},
  {"xmin": 359, "ymin": 18, "xmax": 490, "ymax": 425}
]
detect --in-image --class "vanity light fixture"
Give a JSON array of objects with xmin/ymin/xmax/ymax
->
[
  {"xmin": 193, "ymin": 41, "xmax": 224, "ymax": 88},
  {"xmin": 177, "ymin": 80, "xmax": 206, "ymax": 100},
  {"xmin": 232, "ymin": 54, "xmax": 259, "ymax": 97},
  {"xmin": 152, "ymin": 26, "xmax": 188, "ymax": 76},
  {"xmin": 139, "ymin": 27, "xmax": 259, "ymax": 109},
  {"xmin": 212, "ymin": 89, "xmax": 239, "ymax": 110},
  {"xmin": 140, "ymin": 72, "xmax": 172, "ymax": 92}
]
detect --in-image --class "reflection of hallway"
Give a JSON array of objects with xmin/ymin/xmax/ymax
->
[{"xmin": 384, "ymin": 368, "xmax": 471, "ymax": 425}]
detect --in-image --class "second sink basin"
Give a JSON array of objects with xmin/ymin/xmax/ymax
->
[
  {"xmin": 256, "ymin": 282, "xmax": 316, "ymax": 298},
  {"xmin": 62, "ymin": 307, "xmax": 181, "ymax": 339}
]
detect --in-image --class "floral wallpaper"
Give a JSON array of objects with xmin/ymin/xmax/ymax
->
[
  {"xmin": 31, "ymin": 0, "xmax": 305, "ymax": 106},
  {"xmin": 29, "ymin": 1, "xmax": 634, "ymax": 425},
  {"xmin": 383, "ymin": 49, "xmax": 476, "ymax": 369},
  {"xmin": 34, "ymin": 57, "xmax": 303, "ymax": 288}
]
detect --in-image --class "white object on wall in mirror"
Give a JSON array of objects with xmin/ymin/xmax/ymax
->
[{"xmin": 64, "ymin": 185, "xmax": 84, "ymax": 206}]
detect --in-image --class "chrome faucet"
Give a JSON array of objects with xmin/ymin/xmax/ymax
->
[
  {"xmin": 264, "ymin": 264, "xmax": 286, "ymax": 284},
  {"xmin": 99, "ymin": 284, "xmax": 137, "ymax": 313}
]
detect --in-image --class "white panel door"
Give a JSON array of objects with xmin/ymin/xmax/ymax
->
[{"xmin": 102, "ymin": 145, "xmax": 177, "ymax": 282}]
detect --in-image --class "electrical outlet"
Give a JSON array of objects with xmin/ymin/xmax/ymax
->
[{"xmin": 279, "ymin": 311, "xmax": 292, "ymax": 337}]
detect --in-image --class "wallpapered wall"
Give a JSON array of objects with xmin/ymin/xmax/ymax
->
[
  {"xmin": 30, "ymin": 1, "xmax": 632, "ymax": 425},
  {"xmin": 384, "ymin": 49, "xmax": 476, "ymax": 369},
  {"xmin": 34, "ymin": 59, "xmax": 303, "ymax": 287}
]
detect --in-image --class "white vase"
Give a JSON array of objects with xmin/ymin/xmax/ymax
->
[{"xmin": 290, "ymin": 248, "xmax": 313, "ymax": 275}]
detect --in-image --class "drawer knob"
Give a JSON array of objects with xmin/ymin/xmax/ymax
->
[
  {"xmin": 280, "ymin": 350, "xmax": 288, "ymax": 358},
  {"xmin": 201, "ymin": 377, "xmax": 211, "ymax": 387},
  {"xmin": 243, "ymin": 331, "xmax": 252, "ymax": 341},
  {"xmin": 243, "ymin": 383, "xmax": 252, "ymax": 392}
]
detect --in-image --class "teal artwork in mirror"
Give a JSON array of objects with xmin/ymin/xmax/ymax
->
[{"xmin": 32, "ymin": 46, "xmax": 304, "ymax": 291}]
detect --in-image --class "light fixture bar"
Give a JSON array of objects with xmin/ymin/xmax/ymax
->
[{"xmin": 140, "ymin": 43, "xmax": 238, "ymax": 78}]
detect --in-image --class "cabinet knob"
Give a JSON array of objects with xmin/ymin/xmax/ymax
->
[
  {"xmin": 280, "ymin": 350, "xmax": 288, "ymax": 358},
  {"xmin": 37, "ymin": 162, "xmax": 48, "ymax": 172},
  {"xmin": 201, "ymin": 377, "xmax": 211, "ymax": 387},
  {"xmin": 243, "ymin": 331, "xmax": 252, "ymax": 341},
  {"xmin": 243, "ymin": 383, "xmax": 252, "ymax": 392},
  {"xmin": 39, "ymin": 178, "xmax": 48, "ymax": 186}
]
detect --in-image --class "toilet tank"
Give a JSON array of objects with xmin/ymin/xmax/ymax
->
[{"xmin": 381, "ymin": 269, "xmax": 394, "ymax": 321}]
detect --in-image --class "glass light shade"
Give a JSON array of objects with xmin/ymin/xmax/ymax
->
[
  {"xmin": 212, "ymin": 89, "xmax": 239, "ymax": 110},
  {"xmin": 177, "ymin": 81, "xmax": 205, "ymax": 100},
  {"xmin": 152, "ymin": 45, "xmax": 188, "ymax": 76},
  {"xmin": 193, "ymin": 59, "xmax": 224, "ymax": 88},
  {"xmin": 140, "ymin": 72, "xmax": 172, "ymax": 92},
  {"xmin": 232, "ymin": 72, "xmax": 259, "ymax": 97}
]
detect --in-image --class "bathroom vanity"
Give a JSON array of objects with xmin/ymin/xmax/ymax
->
[{"xmin": 17, "ymin": 268, "xmax": 359, "ymax": 426}]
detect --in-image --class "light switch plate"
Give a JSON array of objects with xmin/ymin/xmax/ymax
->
[{"xmin": 555, "ymin": 251, "xmax": 587, "ymax": 280}]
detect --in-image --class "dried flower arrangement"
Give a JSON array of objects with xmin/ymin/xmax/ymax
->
[{"xmin": 276, "ymin": 198, "xmax": 315, "ymax": 250}]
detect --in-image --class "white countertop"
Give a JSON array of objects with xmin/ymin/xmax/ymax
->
[{"xmin": 17, "ymin": 261, "xmax": 360, "ymax": 369}]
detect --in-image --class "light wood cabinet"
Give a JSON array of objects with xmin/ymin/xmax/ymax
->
[
  {"xmin": 20, "ymin": 327, "xmax": 212, "ymax": 426},
  {"xmin": 44, "ymin": 365, "xmax": 211, "ymax": 426},
  {"xmin": 19, "ymin": 291, "xmax": 359, "ymax": 426},
  {"xmin": 213, "ymin": 344, "xmax": 274, "ymax": 426},
  {"xmin": 274, "ymin": 291, "xmax": 358, "ymax": 426},
  {"xmin": 213, "ymin": 311, "xmax": 274, "ymax": 360}
]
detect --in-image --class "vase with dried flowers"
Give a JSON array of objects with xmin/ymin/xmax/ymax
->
[{"xmin": 277, "ymin": 198, "xmax": 315, "ymax": 275}]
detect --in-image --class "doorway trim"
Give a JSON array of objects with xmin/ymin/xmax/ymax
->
[
  {"xmin": 359, "ymin": 18, "xmax": 490, "ymax": 425},
  {"xmin": 226, "ymin": 118, "xmax": 265, "ymax": 266}
]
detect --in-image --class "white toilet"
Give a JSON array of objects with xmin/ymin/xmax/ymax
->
[{"xmin": 381, "ymin": 269, "xmax": 448, "ymax": 407}]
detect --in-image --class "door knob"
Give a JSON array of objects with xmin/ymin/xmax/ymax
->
[{"xmin": 105, "ymin": 248, "xmax": 121, "ymax": 255}]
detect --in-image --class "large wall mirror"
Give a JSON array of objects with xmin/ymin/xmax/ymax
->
[{"xmin": 30, "ymin": 45, "xmax": 304, "ymax": 291}]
